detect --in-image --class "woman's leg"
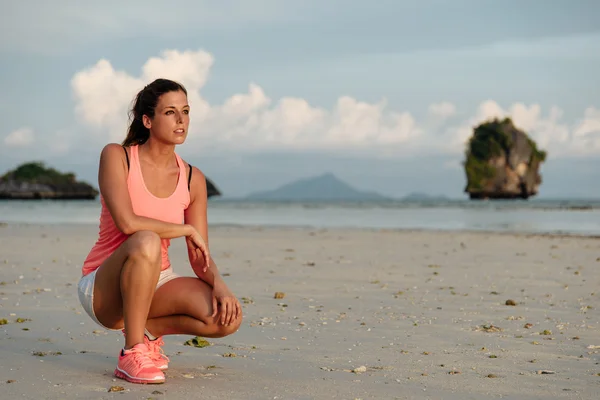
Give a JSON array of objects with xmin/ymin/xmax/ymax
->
[
  {"xmin": 92, "ymin": 230, "xmax": 162, "ymax": 349},
  {"xmin": 145, "ymin": 277, "xmax": 243, "ymax": 339}
]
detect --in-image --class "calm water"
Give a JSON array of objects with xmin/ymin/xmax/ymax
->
[{"xmin": 1, "ymin": 198, "xmax": 599, "ymax": 236}]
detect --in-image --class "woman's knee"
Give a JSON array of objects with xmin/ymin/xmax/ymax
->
[
  {"xmin": 211, "ymin": 312, "xmax": 243, "ymax": 338},
  {"xmin": 127, "ymin": 231, "xmax": 161, "ymax": 264}
]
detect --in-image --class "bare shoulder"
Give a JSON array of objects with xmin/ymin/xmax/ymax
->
[
  {"xmin": 181, "ymin": 159, "xmax": 207, "ymax": 202},
  {"xmin": 190, "ymin": 165, "xmax": 206, "ymax": 182},
  {"xmin": 98, "ymin": 143, "xmax": 129, "ymax": 177},
  {"xmin": 181, "ymin": 159, "xmax": 206, "ymax": 181},
  {"xmin": 100, "ymin": 143, "xmax": 126, "ymax": 159}
]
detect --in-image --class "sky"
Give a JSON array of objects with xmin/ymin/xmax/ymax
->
[{"xmin": 1, "ymin": 0, "xmax": 599, "ymax": 199}]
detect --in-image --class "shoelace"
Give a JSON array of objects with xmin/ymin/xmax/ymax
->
[
  {"xmin": 127, "ymin": 347, "xmax": 156, "ymax": 370},
  {"xmin": 148, "ymin": 338, "xmax": 170, "ymax": 362}
]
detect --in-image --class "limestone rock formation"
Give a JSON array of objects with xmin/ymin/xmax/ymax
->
[
  {"xmin": 463, "ymin": 118, "xmax": 547, "ymax": 200},
  {"xmin": 0, "ymin": 162, "xmax": 99, "ymax": 200},
  {"xmin": 205, "ymin": 177, "xmax": 221, "ymax": 198}
]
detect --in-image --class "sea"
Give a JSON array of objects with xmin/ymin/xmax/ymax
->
[{"xmin": 1, "ymin": 198, "xmax": 599, "ymax": 236}]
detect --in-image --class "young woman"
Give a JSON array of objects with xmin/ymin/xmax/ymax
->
[{"xmin": 77, "ymin": 78, "xmax": 242, "ymax": 384}]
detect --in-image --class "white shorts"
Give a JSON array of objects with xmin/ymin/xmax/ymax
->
[{"xmin": 77, "ymin": 266, "xmax": 180, "ymax": 331}]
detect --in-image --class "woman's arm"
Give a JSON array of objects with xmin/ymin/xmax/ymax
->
[
  {"xmin": 99, "ymin": 143, "xmax": 194, "ymax": 238},
  {"xmin": 183, "ymin": 165, "xmax": 224, "ymax": 287},
  {"xmin": 184, "ymin": 164, "xmax": 239, "ymax": 325}
]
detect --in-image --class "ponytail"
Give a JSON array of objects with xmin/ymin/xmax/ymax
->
[
  {"xmin": 122, "ymin": 114, "xmax": 150, "ymax": 146},
  {"xmin": 121, "ymin": 78, "xmax": 188, "ymax": 146}
]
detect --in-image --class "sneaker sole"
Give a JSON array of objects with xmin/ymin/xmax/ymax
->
[{"xmin": 114, "ymin": 368, "xmax": 165, "ymax": 384}]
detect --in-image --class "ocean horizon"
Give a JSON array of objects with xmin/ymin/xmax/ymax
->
[{"xmin": 1, "ymin": 197, "xmax": 599, "ymax": 236}]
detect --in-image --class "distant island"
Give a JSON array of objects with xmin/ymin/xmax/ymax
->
[
  {"xmin": 0, "ymin": 161, "xmax": 222, "ymax": 200},
  {"xmin": 205, "ymin": 178, "xmax": 221, "ymax": 198},
  {"xmin": 0, "ymin": 162, "xmax": 99, "ymax": 200},
  {"xmin": 463, "ymin": 117, "xmax": 547, "ymax": 200},
  {"xmin": 245, "ymin": 172, "xmax": 388, "ymax": 201}
]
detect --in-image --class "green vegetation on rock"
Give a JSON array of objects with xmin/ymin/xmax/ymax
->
[
  {"xmin": 1, "ymin": 162, "xmax": 77, "ymax": 185},
  {"xmin": 0, "ymin": 162, "xmax": 98, "ymax": 200},
  {"xmin": 464, "ymin": 118, "xmax": 512, "ymax": 191},
  {"xmin": 526, "ymin": 137, "xmax": 547, "ymax": 163},
  {"xmin": 463, "ymin": 117, "xmax": 547, "ymax": 199}
]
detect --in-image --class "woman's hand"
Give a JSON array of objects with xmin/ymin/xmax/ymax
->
[
  {"xmin": 185, "ymin": 225, "xmax": 210, "ymax": 272},
  {"xmin": 211, "ymin": 281, "xmax": 241, "ymax": 326}
]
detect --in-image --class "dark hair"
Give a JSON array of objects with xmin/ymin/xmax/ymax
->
[{"xmin": 122, "ymin": 78, "xmax": 188, "ymax": 146}]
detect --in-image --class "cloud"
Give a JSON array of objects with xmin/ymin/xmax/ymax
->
[
  {"xmin": 71, "ymin": 49, "xmax": 423, "ymax": 153},
  {"xmin": 70, "ymin": 49, "xmax": 600, "ymax": 159},
  {"xmin": 445, "ymin": 100, "xmax": 600, "ymax": 158},
  {"xmin": 428, "ymin": 102, "xmax": 456, "ymax": 119},
  {"xmin": 2, "ymin": 126, "xmax": 73, "ymax": 158},
  {"xmin": 71, "ymin": 50, "xmax": 214, "ymax": 142},
  {"xmin": 4, "ymin": 127, "xmax": 35, "ymax": 147},
  {"xmin": 572, "ymin": 107, "xmax": 600, "ymax": 154}
]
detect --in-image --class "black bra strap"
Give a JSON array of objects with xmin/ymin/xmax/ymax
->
[{"xmin": 122, "ymin": 146, "xmax": 130, "ymax": 170}]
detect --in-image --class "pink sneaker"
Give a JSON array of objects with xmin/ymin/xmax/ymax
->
[
  {"xmin": 121, "ymin": 330, "xmax": 169, "ymax": 370},
  {"xmin": 145, "ymin": 336, "xmax": 169, "ymax": 370},
  {"xmin": 114, "ymin": 343, "xmax": 165, "ymax": 384}
]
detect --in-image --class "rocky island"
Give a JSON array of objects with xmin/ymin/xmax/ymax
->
[
  {"xmin": 0, "ymin": 162, "xmax": 99, "ymax": 200},
  {"xmin": 0, "ymin": 162, "xmax": 222, "ymax": 200},
  {"xmin": 463, "ymin": 118, "xmax": 547, "ymax": 200},
  {"xmin": 205, "ymin": 178, "xmax": 221, "ymax": 198}
]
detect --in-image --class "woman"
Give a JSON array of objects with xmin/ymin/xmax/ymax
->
[{"xmin": 77, "ymin": 78, "xmax": 242, "ymax": 384}]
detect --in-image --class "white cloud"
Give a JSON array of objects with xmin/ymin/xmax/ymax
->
[
  {"xmin": 572, "ymin": 107, "xmax": 600, "ymax": 155},
  {"xmin": 70, "ymin": 49, "xmax": 600, "ymax": 159},
  {"xmin": 71, "ymin": 50, "xmax": 423, "ymax": 153},
  {"xmin": 428, "ymin": 102, "xmax": 456, "ymax": 119},
  {"xmin": 444, "ymin": 100, "xmax": 599, "ymax": 158},
  {"xmin": 2, "ymin": 126, "xmax": 73, "ymax": 157},
  {"xmin": 4, "ymin": 127, "xmax": 35, "ymax": 147},
  {"xmin": 71, "ymin": 50, "xmax": 214, "ymax": 142}
]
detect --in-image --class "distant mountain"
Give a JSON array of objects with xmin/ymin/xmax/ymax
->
[
  {"xmin": 401, "ymin": 192, "xmax": 450, "ymax": 201},
  {"xmin": 245, "ymin": 173, "xmax": 388, "ymax": 201}
]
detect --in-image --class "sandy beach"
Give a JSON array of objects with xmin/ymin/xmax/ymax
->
[{"xmin": 0, "ymin": 223, "xmax": 598, "ymax": 399}]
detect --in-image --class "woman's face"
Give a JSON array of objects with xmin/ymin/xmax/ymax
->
[{"xmin": 143, "ymin": 90, "xmax": 190, "ymax": 145}]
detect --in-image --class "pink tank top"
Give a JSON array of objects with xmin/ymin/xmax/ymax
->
[{"xmin": 81, "ymin": 145, "xmax": 190, "ymax": 276}]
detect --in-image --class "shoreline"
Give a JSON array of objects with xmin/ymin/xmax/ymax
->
[
  {"xmin": 2, "ymin": 199, "xmax": 600, "ymax": 237},
  {"xmin": 2, "ymin": 220, "xmax": 600, "ymax": 240}
]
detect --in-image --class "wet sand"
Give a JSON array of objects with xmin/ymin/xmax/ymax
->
[{"xmin": 0, "ymin": 223, "xmax": 599, "ymax": 399}]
